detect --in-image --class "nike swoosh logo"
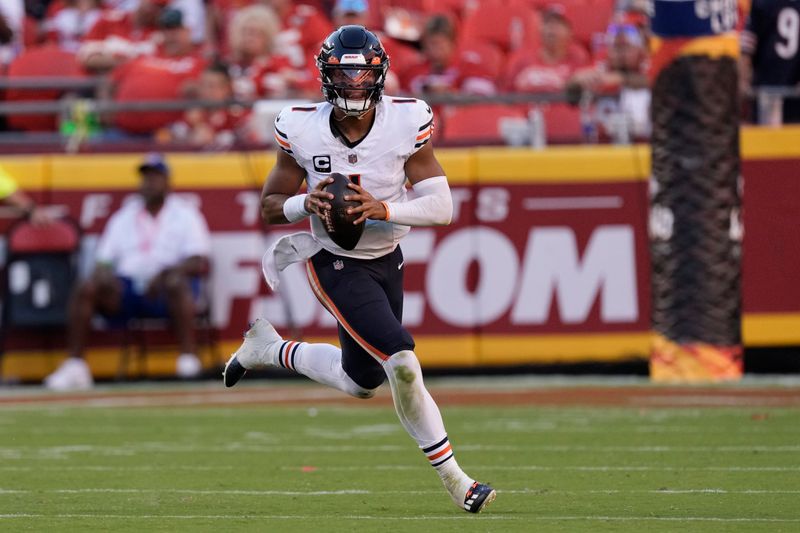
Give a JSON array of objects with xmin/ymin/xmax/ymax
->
[{"xmin": 398, "ymin": 262, "xmax": 404, "ymax": 270}]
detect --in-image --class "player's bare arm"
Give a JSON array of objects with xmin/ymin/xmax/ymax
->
[
  {"xmin": 403, "ymin": 140, "xmax": 446, "ymax": 186},
  {"xmin": 344, "ymin": 142, "xmax": 451, "ymax": 225},
  {"xmin": 261, "ymin": 149, "xmax": 333, "ymax": 224}
]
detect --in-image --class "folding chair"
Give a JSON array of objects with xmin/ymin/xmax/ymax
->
[
  {"xmin": 116, "ymin": 272, "xmax": 222, "ymax": 380},
  {"xmin": 0, "ymin": 217, "xmax": 81, "ymax": 376}
]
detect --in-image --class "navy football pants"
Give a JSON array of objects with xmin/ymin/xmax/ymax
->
[{"xmin": 306, "ymin": 246, "xmax": 415, "ymax": 389}]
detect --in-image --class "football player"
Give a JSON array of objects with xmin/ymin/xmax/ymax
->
[
  {"xmin": 741, "ymin": 0, "xmax": 800, "ymax": 123},
  {"xmin": 223, "ymin": 25, "xmax": 496, "ymax": 514}
]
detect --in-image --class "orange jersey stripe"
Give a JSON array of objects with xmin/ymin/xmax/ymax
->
[
  {"xmin": 305, "ymin": 261, "xmax": 389, "ymax": 362},
  {"xmin": 416, "ymin": 128, "xmax": 431, "ymax": 141},
  {"xmin": 428, "ymin": 445, "xmax": 452, "ymax": 461},
  {"xmin": 274, "ymin": 134, "xmax": 291, "ymax": 149}
]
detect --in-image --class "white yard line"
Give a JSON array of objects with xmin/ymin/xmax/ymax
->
[
  {"xmin": 0, "ymin": 513, "xmax": 798, "ymax": 523},
  {"xmin": 2, "ymin": 464, "xmax": 799, "ymax": 473},
  {"xmin": 276, "ymin": 465, "xmax": 800, "ymax": 472},
  {"xmin": 2, "ymin": 488, "xmax": 800, "ymax": 496},
  {"xmin": 3, "ymin": 443, "xmax": 800, "ymax": 457}
]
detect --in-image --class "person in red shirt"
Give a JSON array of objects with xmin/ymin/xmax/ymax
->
[
  {"xmin": 225, "ymin": 4, "xmax": 317, "ymax": 100},
  {"xmin": 262, "ymin": 0, "xmax": 332, "ymax": 69},
  {"xmin": 77, "ymin": 0, "xmax": 167, "ymax": 72},
  {"xmin": 43, "ymin": 0, "xmax": 103, "ymax": 52},
  {"xmin": 109, "ymin": 8, "xmax": 206, "ymax": 134},
  {"xmin": 160, "ymin": 62, "xmax": 251, "ymax": 149},
  {"xmin": 401, "ymin": 14, "xmax": 497, "ymax": 95},
  {"xmin": 503, "ymin": 4, "xmax": 590, "ymax": 93}
]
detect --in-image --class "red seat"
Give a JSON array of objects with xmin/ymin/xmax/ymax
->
[
  {"xmin": 440, "ymin": 104, "xmax": 527, "ymax": 145},
  {"xmin": 460, "ymin": 3, "xmax": 540, "ymax": 53},
  {"xmin": 459, "ymin": 41, "xmax": 506, "ymax": 81},
  {"xmin": 8, "ymin": 218, "xmax": 81, "ymax": 253},
  {"xmin": 564, "ymin": 1, "xmax": 615, "ymax": 48},
  {"xmin": 540, "ymin": 103, "xmax": 583, "ymax": 144},
  {"xmin": 5, "ymin": 45, "xmax": 85, "ymax": 131}
]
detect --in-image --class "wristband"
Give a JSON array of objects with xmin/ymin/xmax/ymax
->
[
  {"xmin": 282, "ymin": 194, "xmax": 310, "ymax": 223},
  {"xmin": 380, "ymin": 201, "xmax": 391, "ymax": 221}
]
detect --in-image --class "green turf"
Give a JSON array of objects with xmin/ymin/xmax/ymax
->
[{"xmin": 1, "ymin": 383, "xmax": 799, "ymax": 532}]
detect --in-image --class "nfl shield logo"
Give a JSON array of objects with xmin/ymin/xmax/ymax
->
[
  {"xmin": 333, "ymin": 260, "xmax": 344, "ymax": 270},
  {"xmin": 348, "ymin": 153, "xmax": 358, "ymax": 164}
]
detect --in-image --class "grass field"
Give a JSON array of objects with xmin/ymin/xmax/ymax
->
[{"xmin": 1, "ymin": 377, "xmax": 799, "ymax": 532}]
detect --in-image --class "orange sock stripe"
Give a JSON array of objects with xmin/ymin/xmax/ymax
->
[
  {"xmin": 284, "ymin": 341, "xmax": 296, "ymax": 370},
  {"xmin": 427, "ymin": 444, "xmax": 452, "ymax": 461},
  {"xmin": 305, "ymin": 261, "xmax": 389, "ymax": 362}
]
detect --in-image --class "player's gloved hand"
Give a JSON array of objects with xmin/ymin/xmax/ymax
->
[
  {"xmin": 304, "ymin": 177, "xmax": 334, "ymax": 217},
  {"xmin": 344, "ymin": 182, "xmax": 388, "ymax": 224}
]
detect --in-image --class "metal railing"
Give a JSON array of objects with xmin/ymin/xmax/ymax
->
[{"xmin": 0, "ymin": 76, "xmax": 796, "ymax": 152}]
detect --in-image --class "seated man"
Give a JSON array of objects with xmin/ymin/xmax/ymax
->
[{"xmin": 44, "ymin": 153, "xmax": 212, "ymax": 391}]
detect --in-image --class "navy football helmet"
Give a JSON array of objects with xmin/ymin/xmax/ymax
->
[{"xmin": 317, "ymin": 25, "xmax": 390, "ymax": 117}]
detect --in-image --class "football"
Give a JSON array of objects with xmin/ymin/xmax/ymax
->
[{"xmin": 319, "ymin": 172, "xmax": 364, "ymax": 250}]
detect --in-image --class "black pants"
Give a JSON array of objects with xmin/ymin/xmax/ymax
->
[{"xmin": 306, "ymin": 246, "xmax": 415, "ymax": 389}]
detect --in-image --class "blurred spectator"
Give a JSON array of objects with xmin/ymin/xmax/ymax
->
[
  {"xmin": 331, "ymin": 0, "xmax": 419, "ymax": 92},
  {"xmin": 503, "ymin": 4, "xmax": 590, "ymax": 93},
  {"xmin": 570, "ymin": 22, "xmax": 651, "ymax": 139},
  {"xmin": 225, "ymin": 4, "xmax": 316, "ymax": 99},
  {"xmin": 108, "ymin": 7, "xmax": 206, "ymax": 135},
  {"xmin": 77, "ymin": 0, "xmax": 166, "ymax": 72},
  {"xmin": 44, "ymin": 154, "xmax": 211, "ymax": 391},
  {"xmin": 740, "ymin": 0, "xmax": 800, "ymax": 123},
  {"xmin": 0, "ymin": 164, "xmax": 52, "ymax": 225},
  {"xmin": 401, "ymin": 14, "xmax": 497, "ymax": 95},
  {"xmin": 159, "ymin": 62, "xmax": 251, "ymax": 148},
  {"xmin": 43, "ymin": 0, "xmax": 103, "ymax": 52},
  {"xmin": 206, "ymin": 0, "xmax": 255, "ymax": 55},
  {"xmin": 262, "ymin": 0, "xmax": 332, "ymax": 69},
  {"xmin": 167, "ymin": 0, "xmax": 206, "ymax": 43},
  {"xmin": 25, "ymin": 1, "xmax": 52, "ymax": 21},
  {"xmin": 0, "ymin": 0, "xmax": 25, "ymax": 66}
]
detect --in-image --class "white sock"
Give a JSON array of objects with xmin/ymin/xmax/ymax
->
[
  {"xmin": 383, "ymin": 350, "xmax": 474, "ymax": 506},
  {"xmin": 277, "ymin": 341, "xmax": 375, "ymax": 399}
]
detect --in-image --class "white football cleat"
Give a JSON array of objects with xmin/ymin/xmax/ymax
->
[
  {"xmin": 44, "ymin": 358, "xmax": 94, "ymax": 391},
  {"xmin": 223, "ymin": 319, "xmax": 283, "ymax": 387}
]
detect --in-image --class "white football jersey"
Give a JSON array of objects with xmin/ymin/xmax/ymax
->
[{"xmin": 274, "ymin": 96, "xmax": 435, "ymax": 259}]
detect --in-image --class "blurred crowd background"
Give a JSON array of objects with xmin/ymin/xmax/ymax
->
[
  {"xmin": 0, "ymin": 0, "xmax": 795, "ymax": 151},
  {"xmin": 0, "ymin": 0, "xmax": 679, "ymax": 150}
]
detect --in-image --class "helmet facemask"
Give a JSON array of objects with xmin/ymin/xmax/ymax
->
[{"xmin": 318, "ymin": 55, "xmax": 389, "ymax": 118}]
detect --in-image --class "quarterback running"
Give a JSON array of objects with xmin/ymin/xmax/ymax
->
[{"xmin": 223, "ymin": 25, "xmax": 496, "ymax": 514}]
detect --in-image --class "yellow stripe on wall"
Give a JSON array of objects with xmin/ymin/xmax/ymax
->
[
  {"xmin": 743, "ymin": 313, "xmax": 800, "ymax": 346},
  {"xmin": 740, "ymin": 126, "xmax": 800, "ymax": 159},
  {"xmin": 474, "ymin": 145, "xmax": 651, "ymax": 183},
  {"xmin": 3, "ymin": 127, "xmax": 800, "ymax": 190},
  {"xmin": 47, "ymin": 153, "xmax": 276, "ymax": 190},
  {"xmin": 0, "ymin": 156, "xmax": 50, "ymax": 190}
]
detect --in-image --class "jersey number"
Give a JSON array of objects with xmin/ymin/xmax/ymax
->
[{"xmin": 776, "ymin": 7, "xmax": 800, "ymax": 59}]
